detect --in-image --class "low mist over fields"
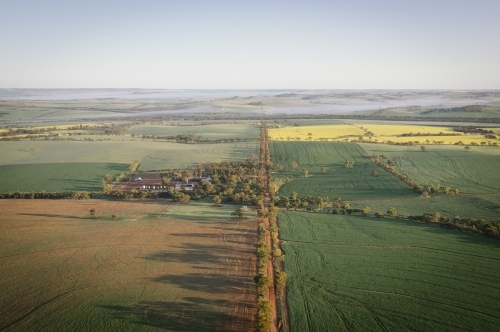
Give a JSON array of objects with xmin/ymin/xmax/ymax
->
[{"xmin": 1, "ymin": 89, "xmax": 500, "ymax": 122}]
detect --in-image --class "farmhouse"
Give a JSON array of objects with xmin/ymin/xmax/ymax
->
[
  {"xmin": 140, "ymin": 185, "xmax": 168, "ymax": 192},
  {"xmin": 174, "ymin": 183, "xmax": 194, "ymax": 191}
]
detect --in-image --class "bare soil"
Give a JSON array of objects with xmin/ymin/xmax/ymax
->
[{"xmin": 0, "ymin": 199, "xmax": 256, "ymax": 331}]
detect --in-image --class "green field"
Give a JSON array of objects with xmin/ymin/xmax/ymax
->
[
  {"xmin": 347, "ymin": 143, "xmax": 500, "ymax": 221},
  {"xmin": 270, "ymin": 141, "xmax": 414, "ymax": 200},
  {"xmin": 275, "ymin": 119, "xmax": 344, "ymax": 126},
  {"xmin": 129, "ymin": 124, "xmax": 260, "ymax": 140},
  {"xmin": 0, "ymin": 163, "xmax": 127, "ymax": 193},
  {"xmin": 0, "ymin": 140, "xmax": 259, "ymax": 171},
  {"xmin": 347, "ymin": 194, "xmax": 500, "ymax": 222},
  {"xmin": 279, "ymin": 210, "xmax": 500, "ymax": 332},
  {"xmin": 360, "ymin": 144, "xmax": 500, "ymax": 194}
]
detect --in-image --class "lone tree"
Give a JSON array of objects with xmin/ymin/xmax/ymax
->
[
  {"xmin": 464, "ymin": 145, "xmax": 471, "ymax": 151},
  {"xmin": 89, "ymin": 208, "xmax": 100, "ymax": 219},
  {"xmin": 290, "ymin": 161, "xmax": 298, "ymax": 170},
  {"xmin": 387, "ymin": 207, "xmax": 397, "ymax": 216},
  {"xmin": 112, "ymin": 214, "xmax": 120, "ymax": 220},
  {"xmin": 420, "ymin": 146, "xmax": 427, "ymax": 152},
  {"xmin": 371, "ymin": 170, "xmax": 378, "ymax": 177},
  {"xmin": 321, "ymin": 167, "xmax": 327, "ymax": 173},
  {"xmin": 362, "ymin": 206, "xmax": 371, "ymax": 216},
  {"xmin": 302, "ymin": 168, "xmax": 309, "ymax": 178},
  {"xmin": 231, "ymin": 208, "xmax": 244, "ymax": 219}
]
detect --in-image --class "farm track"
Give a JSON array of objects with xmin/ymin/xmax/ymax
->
[
  {"xmin": 262, "ymin": 125, "xmax": 292, "ymax": 332},
  {"xmin": 261, "ymin": 127, "xmax": 279, "ymax": 332}
]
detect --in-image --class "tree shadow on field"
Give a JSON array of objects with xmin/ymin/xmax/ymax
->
[
  {"xmin": 98, "ymin": 296, "xmax": 252, "ymax": 332},
  {"xmin": 18, "ymin": 213, "xmax": 87, "ymax": 220},
  {"xmin": 144, "ymin": 241, "xmax": 255, "ymax": 293},
  {"xmin": 164, "ymin": 211, "xmax": 237, "ymax": 220},
  {"xmin": 370, "ymin": 216, "xmax": 500, "ymax": 249},
  {"xmin": 168, "ymin": 230, "xmax": 255, "ymax": 246},
  {"xmin": 144, "ymin": 243, "xmax": 249, "ymax": 265},
  {"xmin": 149, "ymin": 273, "xmax": 249, "ymax": 294}
]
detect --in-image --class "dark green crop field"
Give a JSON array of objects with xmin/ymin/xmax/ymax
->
[
  {"xmin": 279, "ymin": 210, "xmax": 500, "ymax": 332},
  {"xmin": 0, "ymin": 163, "xmax": 128, "ymax": 193},
  {"xmin": 270, "ymin": 141, "xmax": 415, "ymax": 200}
]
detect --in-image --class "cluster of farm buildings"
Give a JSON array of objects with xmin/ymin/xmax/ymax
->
[{"xmin": 121, "ymin": 172, "xmax": 211, "ymax": 192}]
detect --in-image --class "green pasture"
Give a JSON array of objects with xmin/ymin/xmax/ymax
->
[
  {"xmin": 129, "ymin": 124, "xmax": 260, "ymax": 140},
  {"xmin": 277, "ymin": 119, "xmax": 344, "ymax": 126},
  {"xmin": 360, "ymin": 144, "xmax": 500, "ymax": 194},
  {"xmin": 417, "ymin": 105, "xmax": 500, "ymax": 118},
  {"xmin": 0, "ymin": 105, "xmax": 119, "ymax": 120},
  {"xmin": 279, "ymin": 211, "xmax": 500, "ymax": 332},
  {"xmin": 0, "ymin": 140, "xmax": 259, "ymax": 171},
  {"xmin": 0, "ymin": 163, "xmax": 127, "ymax": 193},
  {"xmin": 0, "ymin": 99, "xmax": 166, "ymax": 120},
  {"xmin": 270, "ymin": 141, "xmax": 414, "ymax": 200},
  {"xmin": 166, "ymin": 198, "xmax": 257, "ymax": 220}
]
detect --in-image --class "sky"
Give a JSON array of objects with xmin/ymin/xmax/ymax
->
[{"xmin": 1, "ymin": 0, "xmax": 499, "ymax": 89}]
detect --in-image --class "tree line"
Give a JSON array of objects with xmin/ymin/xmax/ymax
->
[
  {"xmin": 137, "ymin": 134, "xmax": 258, "ymax": 144},
  {"xmin": 371, "ymin": 154, "xmax": 459, "ymax": 196}
]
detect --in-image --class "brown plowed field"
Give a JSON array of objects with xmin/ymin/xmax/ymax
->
[{"xmin": 0, "ymin": 199, "xmax": 256, "ymax": 331}]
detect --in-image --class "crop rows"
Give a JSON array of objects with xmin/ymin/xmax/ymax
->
[
  {"xmin": 270, "ymin": 141, "xmax": 414, "ymax": 200},
  {"xmin": 361, "ymin": 144, "xmax": 500, "ymax": 194},
  {"xmin": 0, "ymin": 162, "xmax": 128, "ymax": 193},
  {"xmin": 279, "ymin": 211, "xmax": 500, "ymax": 332}
]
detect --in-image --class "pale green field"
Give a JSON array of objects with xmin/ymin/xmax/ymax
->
[
  {"xmin": 275, "ymin": 119, "xmax": 343, "ymax": 126},
  {"xmin": 360, "ymin": 144, "xmax": 500, "ymax": 194},
  {"xmin": 167, "ymin": 199, "xmax": 257, "ymax": 220},
  {"xmin": 0, "ymin": 107, "xmax": 120, "ymax": 120},
  {"xmin": 129, "ymin": 124, "xmax": 260, "ymax": 140},
  {"xmin": 345, "ymin": 194, "xmax": 500, "ymax": 222},
  {"xmin": 0, "ymin": 140, "xmax": 259, "ymax": 171}
]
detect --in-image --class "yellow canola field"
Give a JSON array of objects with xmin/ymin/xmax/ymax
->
[
  {"xmin": 268, "ymin": 124, "xmax": 500, "ymax": 145},
  {"xmin": 269, "ymin": 125, "xmax": 365, "ymax": 141}
]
